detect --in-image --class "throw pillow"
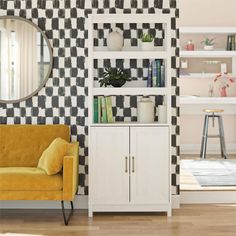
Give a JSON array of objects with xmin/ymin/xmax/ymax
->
[{"xmin": 37, "ymin": 137, "xmax": 68, "ymax": 175}]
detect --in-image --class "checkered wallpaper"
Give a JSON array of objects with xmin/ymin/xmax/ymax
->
[{"xmin": 0, "ymin": 0, "xmax": 179, "ymax": 196}]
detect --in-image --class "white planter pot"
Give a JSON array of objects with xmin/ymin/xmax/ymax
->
[
  {"xmin": 141, "ymin": 42, "xmax": 154, "ymax": 51},
  {"xmin": 204, "ymin": 45, "xmax": 214, "ymax": 50}
]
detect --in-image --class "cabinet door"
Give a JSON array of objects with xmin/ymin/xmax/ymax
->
[
  {"xmin": 90, "ymin": 127, "xmax": 130, "ymax": 204},
  {"xmin": 130, "ymin": 127, "xmax": 170, "ymax": 204}
]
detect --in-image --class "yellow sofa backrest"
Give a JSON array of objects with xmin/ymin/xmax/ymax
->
[{"xmin": 0, "ymin": 125, "xmax": 70, "ymax": 167}]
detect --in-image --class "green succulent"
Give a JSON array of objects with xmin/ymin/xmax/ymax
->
[
  {"xmin": 201, "ymin": 37, "xmax": 215, "ymax": 46},
  {"xmin": 141, "ymin": 33, "xmax": 154, "ymax": 42}
]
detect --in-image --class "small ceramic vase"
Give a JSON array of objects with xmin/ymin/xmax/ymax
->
[
  {"xmin": 186, "ymin": 40, "xmax": 194, "ymax": 51},
  {"xmin": 220, "ymin": 86, "xmax": 227, "ymax": 97},
  {"xmin": 107, "ymin": 27, "xmax": 124, "ymax": 51},
  {"xmin": 137, "ymin": 96, "xmax": 155, "ymax": 123}
]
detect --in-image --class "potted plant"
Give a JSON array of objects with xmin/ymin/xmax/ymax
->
[
  {"xmin": 201, "ymin": 37, "xmax": 215, "ymax": 50},
  {"xmin": 99, "ymin": 67, "xmax": 131, "ymax": 87},
  {"xmin": 214, "ymin": 72, "xmax": 234, "ymax": 97},
  {"xmin": 140, "ymin": 33, "xmax": 154, "ymax": 51}
]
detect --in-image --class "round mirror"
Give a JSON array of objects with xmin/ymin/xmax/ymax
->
[{"xmin": 0, "ymin": 16, "xmax": 53, "ymax": 103}]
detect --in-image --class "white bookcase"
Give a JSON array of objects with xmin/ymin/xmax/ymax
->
[
  {"xmin": 180, "ymin": 27, "xmax": 236, "ymax": 78},
  {"xmin": 88, "ymin": 14, "xmax": 172, "ymax": 217}
]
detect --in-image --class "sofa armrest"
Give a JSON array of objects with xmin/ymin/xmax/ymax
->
[{"xmin": 63, "ymin": 142, "xmax": 79, "ymax": 201}]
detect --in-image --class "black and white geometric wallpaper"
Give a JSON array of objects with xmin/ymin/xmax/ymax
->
[{"xmin": 0, "ymin": 0, "xmax": 179, "ymax": 196}]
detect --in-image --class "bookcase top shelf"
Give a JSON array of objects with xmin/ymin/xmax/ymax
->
[
  {"xmin": 93, "ymin": 87, "xmax": 168, "ymax": 96},
  {"xmin": 89, "ymin": 14, "xmax": 171, "ymax": 24},
  {"xmin": 180, "ymin": 50, "xmax": 236, "ymax": 58},
  {"xmin": 93, "ymin": 51, "xmax": 168, "ymax": 59},
  {"xmin": 180, "ymin": 27, "xmax": 236, "ymax": 34}
]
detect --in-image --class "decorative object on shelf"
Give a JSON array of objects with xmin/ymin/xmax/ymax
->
[
  {"xmin": 221, "ymin": 63, "xmax": 227, "ymax": 74},
  {"xmin": 140, "ymin": 33, "xmax": 154, "ymax": 51},
  {"xmin": 214, "ymin": 73, "xmax": 234, "ymax": 97},
  {"xmin": 99, "ymin": 68, "xmax": 131, "ymax": 87},
  {"xmin": 137, "ymin": 96, "xmax": 154, "ymax": 123},
  {"xmin": 181, "ymin": 60, "xmax": 188, "ymax": 69},
  {"xmin": 158, "ymin": 104, "xmax": 167, "ymax": 123},
  {"xmin": 186, "ymin": 40, "xmax": 194, "ymax": 51},
  {"xmin": 226, "ymin": 34, "xmax": 236, "ymax": 51},
  {"xmin": 201, "ymin": 37, "xmax": 215, "ymax": 50},
  {"xmin": 208, "ymin": 84, "xmax": 214, "ymax": 97},
  {"xmin": 107, "ymin": 27, "xmax": 124, "ymax": 51}
]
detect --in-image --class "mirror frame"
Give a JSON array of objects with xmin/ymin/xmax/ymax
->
[{"xmin": 0, "ymin": 15, "xmax": 53, "ymax": 104}]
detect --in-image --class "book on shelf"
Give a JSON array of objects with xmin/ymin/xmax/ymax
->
[
  {"xmin": 161, "ymin": 62, "xmax": 165, "ymax": 87},
  {"xmin": 156, "ymin": 59, "xmax": 162, "ymax": 87},
  {"xmin": 97, "ymin": 96, "xmax": 102, "ymax": 123},
  {"xmin": 152, "ymin": 60, "xmax": 157, "ymax": 87},
  {"xmin": 105, "ymin": 96, "xmax": 115, "ymax": 123},
  {"xmin": 101, "ymin": 96, "xmax": 108, "ymax": 123},
  {"xmin": 93, "ymin": 98, "xmax": 98, "ymax": 123},
  {"xmin": 147, "ymin": 62, "xmax": 152, "ymax": 87},
  {"xmin": 226, "ymin": 34, "xmax": 236, "ymax": 51},
  {"xmin": 94, "ymin": 96, "xmax": 114, "ymax": 124},
  {"xmin": 147, "ymin": 59, "xmax": 165, "ymax": 88}
]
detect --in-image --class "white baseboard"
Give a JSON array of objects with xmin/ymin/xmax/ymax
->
[
  {"xmin": 181, "ymin": 143, "xmax": 236, "ymax": 155},
  {"xmin": 0, "ymin": 195, "xmax": 180, "ymax": 209},
  {"xmin": 181, "ymin": 191, "xmax": 236, "ymax": 204}
]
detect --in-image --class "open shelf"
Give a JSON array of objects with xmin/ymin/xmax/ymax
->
[
  {"xmin": 93, "ymin": 87, "xmax": 168, "ymax": 96},
  {"xmin": 93, "ymin": 50, "xmax": 168, "ymax": 59},
  {"xmin": 180, "ymin": 50, "xmax": 236, "ymax": 58},
  {"xmin": 180, "ymin": 27, "xmax": 236, "ymax": 34},
  {"xmin": 91, "ymin": 122, "xmax": 171, "ymax": 127}
]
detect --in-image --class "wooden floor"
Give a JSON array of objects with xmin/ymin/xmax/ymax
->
[
  {"xmin": 180, "ymin": 154, "xmax": 236, "ymax": 191},
  {"xmin": 1, "ymin": 205, "xmax": 236, "ymax": 236}
]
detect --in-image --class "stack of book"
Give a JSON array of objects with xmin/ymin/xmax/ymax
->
[
  {"xmin": 226, "ymin": 35, "xmax": 236, "ymax": 51},
  {"xmin": 93, "ymin": 96, "xmax": 114, "ymax": 123},
  {"xmin": 147, "ymin": 59, "xmax": 165, "ymax": 87}
]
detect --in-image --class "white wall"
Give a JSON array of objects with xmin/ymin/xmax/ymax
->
[
  {"xmin": 179, "ymin": 0, "xmax": 236, "ymax": 27},
  {"xmin": 179, "ymin": 0, "xmax": 236, "ymax": 154}
]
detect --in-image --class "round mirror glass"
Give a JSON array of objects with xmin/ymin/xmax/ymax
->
[{"xmin": 0, "ymin": 16, "xmax": 53, "ymax": 103}]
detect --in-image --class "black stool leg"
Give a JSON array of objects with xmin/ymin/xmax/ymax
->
[
  {"xmin": 218, "ymin": 115, "xmax": 227, "ymax": 159},
  {"xmin": 61, "ymin": 201, "xmax": 74, "ymax": 225},
  {"xmin": 200, "ymin": 115, "xmax": 209, "ymax": 159}
]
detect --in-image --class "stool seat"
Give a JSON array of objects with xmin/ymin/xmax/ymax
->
[{"xmin": 203, "ymin": 109, "xmax": 224, "ymax": 113}]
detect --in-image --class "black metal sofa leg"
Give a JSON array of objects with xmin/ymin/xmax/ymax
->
[{"xmin": 61, "ymin": 201, "xmax": 74, "ymax": 225}]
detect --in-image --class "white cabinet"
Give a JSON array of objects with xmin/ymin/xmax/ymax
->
[
  {"xmin": 130, "ymin": 127, "xmax": 169, "ymax": 205},
  {"xmin": 90, "ymin": 127, "xmax": 129, "ymax": 205},
  {"xmin": 89, "ymin": 126, "xmax": 171, "ymax": 216}
]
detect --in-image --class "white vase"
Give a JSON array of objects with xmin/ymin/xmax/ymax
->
[
  {"xmin": 137, "ymin": 96, "xmax": 154, "ymax": 123},
  {"xmin": 141, "ymin": 42, "xmax": 154, "ymax": 51},
  {"xmin": 158, "ymin": 105, "xmax": 167, "ymax": 123},
  {"xmin": 107, "ymin": 27, "xmax": 123, "ymax": 51},
  {"xmin": 204, "ymin": 45, "xmax": 214, "ymax": 50}
]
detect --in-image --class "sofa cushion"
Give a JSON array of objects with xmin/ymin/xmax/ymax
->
[
  {"xmin": 37, "ymin": 138, "xmax": 68, "ymax": 175},
  {"xmin": 0, "ymin": 167, "xmax": 62, "ymax": 191}
]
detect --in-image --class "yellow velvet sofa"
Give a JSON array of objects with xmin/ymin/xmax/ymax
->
[{"xmin": 0, "ymin": 124, "xmax": 79, "ymax": 225}]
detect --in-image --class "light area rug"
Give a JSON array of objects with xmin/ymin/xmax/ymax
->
[{"xmin": 181, "ymin": 159, "xmax": 236, "ymax": 186}]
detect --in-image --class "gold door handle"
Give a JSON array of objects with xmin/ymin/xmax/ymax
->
[
  {"xmin": 125, "ymin": 156, "xmax": 128, "ymax": 173},
  {"xmin": 132, "ymin": 156, "xmax": 135, "ymax": 173}
]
